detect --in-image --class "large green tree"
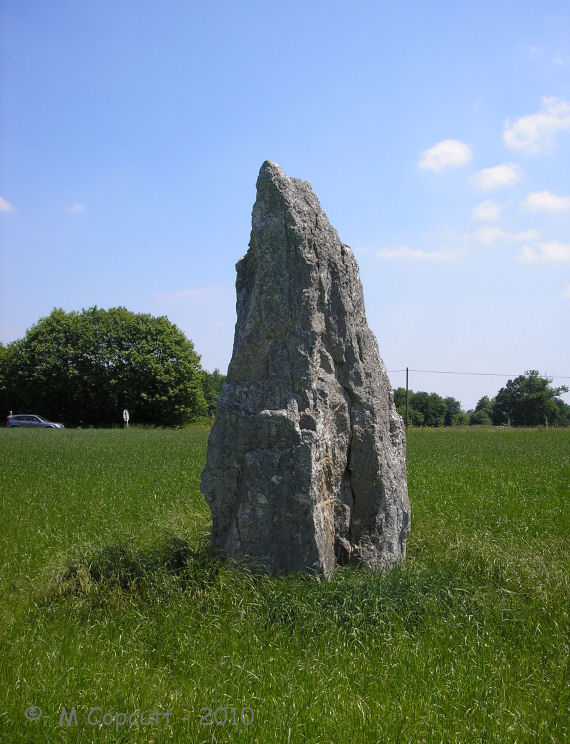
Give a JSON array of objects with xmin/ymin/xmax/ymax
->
[
  {"xmin": 491, "ymin": 370, "xmax": 569, "ymax": 426},
  {"xmin": 0, "ymin": 307, "xmax": 207, "ymax": 426}
]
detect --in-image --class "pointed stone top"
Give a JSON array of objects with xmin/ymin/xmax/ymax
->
[
  {"xmin": 255, "ymin": 161, "xmax": 317, "ymax": 222},
  {"xmin": 257, "ymin": 160, "xmax": 289, "ymax": 190},
  {"xmin": 260, "ymin": 159, "xmax": 284, "ymax": 175}
]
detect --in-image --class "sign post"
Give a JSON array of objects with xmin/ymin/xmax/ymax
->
[{"xmin": 123, "ymin": 409, "xmax": 130, "ymax": 428}]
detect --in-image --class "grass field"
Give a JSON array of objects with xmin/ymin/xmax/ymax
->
[{"xmin": 0, "ymin": 426, "xmax": 568, "ymax": 743}]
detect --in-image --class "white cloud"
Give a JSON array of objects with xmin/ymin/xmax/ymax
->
[
  {"xmin": 522, "ymin": 190, "xmax": 570, "ymax": 212},
  {"xmin": 375, "ymin": 245, "xmax": 454, "ymax": 261},
  {"xmin": 517, "ymin": 241, "xmax": 570, "ymax": 262},
  {"xmin": 472, "ymin": 227, "xmax": 540, "ymax": 245},
  {"xmin": 563, "ymin": 284, "xmax": 570, "ymax": 299},
  {"xmin": 503, "ymin": 97, "xmax": 570, "ymax": 154},
  {"xmin": 472, "ymin": 227, "xmax": 505, "ymax": 245},
  {"xmin": 0, "ymin": 196, "xmax": 15, "ymax": 213},
  {"xmin": 536, "ymin": 241, "xmax": 570, "ymax": 262},
  {"xmin": 471, "ymin": 163, "xmax": 522, "ymax": 191},
  {"xmin": 472, "ymin": 200, "xmax": 502, "ymax": 221},
  {"xmin": 418, "ymin": 139, "xmax": 472, "ymax": 172},
  {"xmin": 66, "ymin": 203, "xmax": 86, "ymax": 213},
  {"xmin": 516, "ymin": 230, "xmax": 542, "ymax": 242},
  {"xmin": 517, "ymin": 245, "xmax": 538, "ymax": 262}
]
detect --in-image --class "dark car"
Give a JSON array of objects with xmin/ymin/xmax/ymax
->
[{"xmin": 8, "ymin": 414, "xmax": 64, "ymax": 429}]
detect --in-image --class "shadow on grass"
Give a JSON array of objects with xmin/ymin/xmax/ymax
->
[
  {"xmin": 51, "ymin": 537, "xmax": 463, "ymax": 637},
  {"xmin": 47, "ymin": 537, "xmax": 553, "ymax": 643},
  {"xmin": 57, "ymin": 533, "xmax": 223, "ymax": 597}
]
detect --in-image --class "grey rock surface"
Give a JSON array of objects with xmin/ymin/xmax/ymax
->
[{"xmin": 201, "ymin": 161, "xmax": 410, "ymax": 576}]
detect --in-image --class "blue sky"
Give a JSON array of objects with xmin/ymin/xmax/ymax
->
[{"xmin": 1, "ymin": 0, "xmax": 569, "ymax": 409}]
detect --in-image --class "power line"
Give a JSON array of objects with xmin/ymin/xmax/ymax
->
[{"xmin": 388, "ymin": 369, "xmax": 570, "ymax": 379}]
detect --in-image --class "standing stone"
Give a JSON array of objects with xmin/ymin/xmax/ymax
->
[{"xmin": 200, "ymin": 161, "xmax": 410, "ymax": 577}]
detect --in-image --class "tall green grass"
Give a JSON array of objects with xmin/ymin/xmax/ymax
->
[{"xmin": 0, "ymin": 427, "xmax": 568, "ymax": 743}]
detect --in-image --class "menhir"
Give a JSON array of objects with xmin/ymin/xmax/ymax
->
[{"xmin": 201, "ymin": 161, "xmax": 410, "ymax": 577}]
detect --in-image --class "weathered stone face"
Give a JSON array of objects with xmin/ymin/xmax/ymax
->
[{"xmin": 200, "ymin": 161, "xmax": 410, "ymax": 577}]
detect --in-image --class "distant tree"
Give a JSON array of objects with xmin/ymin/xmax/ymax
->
[
  {"xmin": 0, "ymin": 307, "xmax": 207, "ymax": 426},
  {"xmin": 393, "ymin": 387, "xmax": 407, "ymax": 409},
  {"xmin": 412, "ymin": 391, "xmax": 447, "ymax": 427},
  {"xmin": 469, "ymin": 410, "xmax": 492, "ymax": 426},
  {"xmin": 0, "ymin": 344, "xmax": 6, "ymax": 412},
  {"xmin": 394, "ymin": 388, "xmax": 425, "ymax": 426},
  {"xmin": 444, "ymin": 396, "xmax": 462, "ymax": 426},
  {"xmin": 396, "ymin": 406, "xmax": 424, "ymax": 426},
  {"xmin": 553, "ymin": 398, "xmax": 570, "ymax": 426},
  {"xmin": 394, "ymin": 387, "xmax": 463, "ymax": 427},
  {"xmin": 453, "ymin": 412, "xmax": 469, "ymax": 425},
  {"xmin": 202, "ymin": 368, "xmax": 226, "ymax": 416},
  {"xmin": 408, "ymin": 391, "xmax": 428, "ymax": 423},
  {"xmin": 491, "ymin": 370, "xmax": 569, "ymax": 426},
  {"xmin": 475, "ymin": 395, "xmax": 494, "ymax": 416}
]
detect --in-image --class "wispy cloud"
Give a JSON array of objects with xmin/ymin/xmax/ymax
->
[
  {"xmin": 472, "ymin": 200, "xmax": 502, "ymax": 222},
  {"xmin": 563, "ymin": 284, "xmax": 570, "ymax": 299},
  {"xmin": 471, "ymin": 227, "xmax": 540, "ymax": 246},
  {"xmin": 418, "ymin": 139, "xmax": 472, "ymax": 172},
  {"xmin": 66, "ymin": 203, "xmax": 86, "ymax": 213},
  {"xmin": 471, "ymin": 163, "xmax": 522, "ymax": 191},
  {"xmin": 517, "ymin": 241, "xmax": 570, "ymax": 262},
  {"xmin": 375, "ymin": 245, "xmax": 454, "ymax": 261},
  {"xmin": 521, "ymin": 190, "xmax": 570, "ymax": 212},
  {"xmin": 503, "ymin": 97, "xmax": 570, "ymax": 154},
  {"xmin": 0, "ymin": 196, "xmax": 15, "ymax": 213}
]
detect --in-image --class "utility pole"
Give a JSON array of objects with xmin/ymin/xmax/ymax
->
[{"xmin": 405, "ymin": 367, "xmax": 409, "ymax": 429}]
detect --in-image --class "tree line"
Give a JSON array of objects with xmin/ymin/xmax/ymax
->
[
  {"xmin": 395, "ymin": 371, "xmax": 569, "ymax": 427},
  {"xmin": 0, "ymin": 307, "xmax": 225, "ymax": 427},
  {"xmin": 1, "ymin": 307, "xmax": 567, "ymax": 428}
]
